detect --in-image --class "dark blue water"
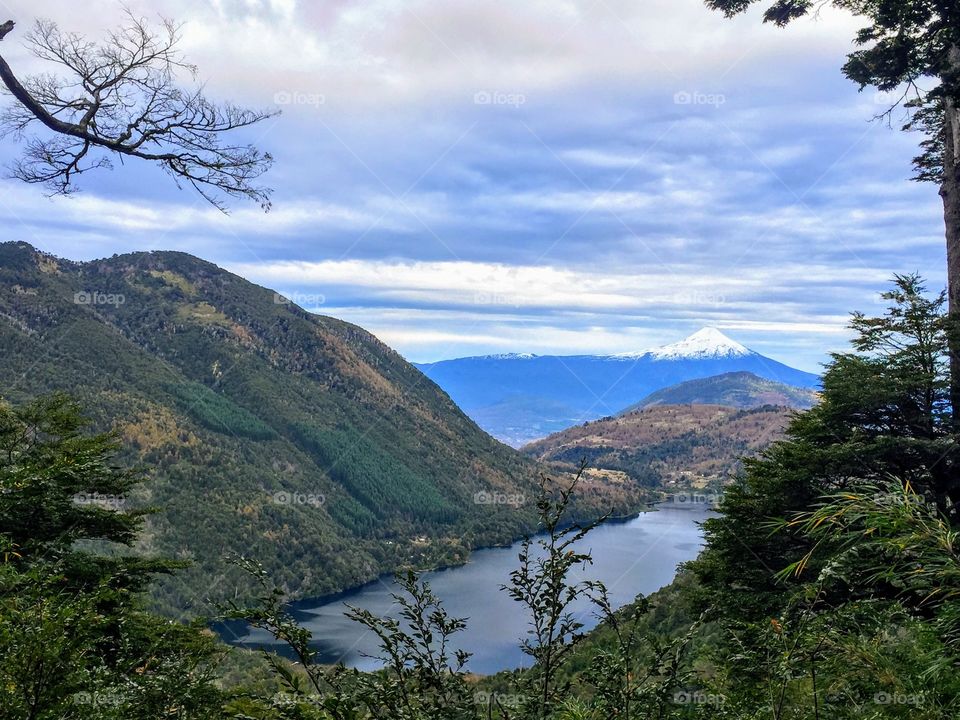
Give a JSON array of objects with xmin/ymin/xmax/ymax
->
[{"xmin": 225, "ymin": 503, "xmax": 711, "ymax": 674}]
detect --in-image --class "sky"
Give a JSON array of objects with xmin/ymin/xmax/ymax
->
[{"xmin": 0, "ymin": 0, "xmax": 947, "ymax": 373}]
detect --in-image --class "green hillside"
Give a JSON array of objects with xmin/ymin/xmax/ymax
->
[
  {"xmin": 0, "ymin": 242, "xmax": 644, "ymax": 613},
  {"xmin": 620, "ymin": 371, "xmax": 819, "ymax": 414}
]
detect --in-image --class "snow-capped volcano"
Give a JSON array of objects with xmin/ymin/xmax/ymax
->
[
  {"xmin": 415, "ymin": 327, "xmax": 818, "ymax": 446},
  {"xmin": 611, "ymin": 327, "xmax": 752, "ymax": 360},
  {"xmin": 645, "ymin": 327, "xmax": 752, "ymax": 360}
]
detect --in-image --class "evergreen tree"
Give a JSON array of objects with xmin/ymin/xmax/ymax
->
[
  {"xmin": 693, "ymin": 275, "xmax": 957, "ymax": 620},
  {"xmin": 0, "ymin": 394, "xmax": 226, "ymax": 719},
  {"xmin": 0, "ymin": 393, "xmax": 170, "ymax": 588}
]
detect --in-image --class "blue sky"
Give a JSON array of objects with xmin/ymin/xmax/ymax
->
[{"xmin": 0, "ymin": 0, "xmax": 947, "ymax": 372}]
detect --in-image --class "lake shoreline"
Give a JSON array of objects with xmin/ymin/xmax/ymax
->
[
  {"xmin": 218, "ymin": 503, "xmax": 713, "ymax": 674},
  {"xmin": 284, "ymin": 503, "xmax": 658, "ymax": 615},
  {"xmin": 213, "ymin": 504, "xmax": 657, "ymax": 645}
]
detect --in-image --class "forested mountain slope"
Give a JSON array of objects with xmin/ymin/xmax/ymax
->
[
  {"xmin": 0, "ymin": 242, "xmax": 643, "ymax": 613},
  {"xmin": 622, "ymin": 371, "xmax": 819, "ymax": 413},
  {"xmin": 523, "ymin": 404, "xmax": 793, "ymax": 489}
]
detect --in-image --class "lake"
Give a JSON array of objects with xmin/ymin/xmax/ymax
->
[{"xmin": 223, "ymin": 502, "xmax": 712, "ymax": 674}]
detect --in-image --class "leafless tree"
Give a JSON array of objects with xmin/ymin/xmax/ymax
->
[{"xmin": 0, "ymin": 12, "xmax": 277, "ymax": 211}]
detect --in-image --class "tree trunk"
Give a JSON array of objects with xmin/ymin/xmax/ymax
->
[{"xmin": 942, "ymin": 44, "xmax": 960, "ymax": 434}]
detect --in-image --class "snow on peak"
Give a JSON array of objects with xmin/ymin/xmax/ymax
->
[
  {"xmin": 486, "ymin": 352, "xmax": 538, "ymax": 360},
  {"xmin": 613, "ymin": 327, "xmax": 752, "ymax": 361},
  {"xmin": 649, "ymin": 327, "xmax": 751, "ymax": 360}
]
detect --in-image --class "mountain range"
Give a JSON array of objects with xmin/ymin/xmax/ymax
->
[
  {"xmin": 415, "ymin": 328, "xmax": 820, "ymax": 446},
  {"xmin": 0, "ymin": 242, "xmax": 644, "ymax": 614}
]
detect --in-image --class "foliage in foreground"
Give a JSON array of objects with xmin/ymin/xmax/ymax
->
[
  {"xmin": 223, "ymin": 466, "xmax": 695, "ymax": 720},
  {"xmin": 0, "ymin": 395, "xmax": 226, "ymax": 719}
]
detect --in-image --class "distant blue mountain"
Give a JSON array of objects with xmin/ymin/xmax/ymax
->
[{"xmin": 414, "ymin": 328, "xmax": 820, "ymax": 446}]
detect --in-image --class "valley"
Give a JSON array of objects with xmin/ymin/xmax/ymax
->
[
  {"xmin": 0, "ymin": 243, "xmax": 813, "ymax": 619},
  {"xmin": 0, "ymin": 242, "xmax": 646, "ymax": 614}
]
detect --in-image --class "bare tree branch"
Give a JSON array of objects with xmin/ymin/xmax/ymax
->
[{"xmin": 0, "ymin": 12, "xmax": 277, "ymax": 211}]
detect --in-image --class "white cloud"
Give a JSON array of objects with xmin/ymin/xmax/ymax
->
[
  {"xmin": 228, "ymin": 257, "xmax": 888, "ymax": 333},
  {"xmin": 0, "ymin": 0, "xmax": 862, "ymax": 109},
  {"xmin": 0, "ymin": 182, "xmax": 412, "ymax": 236},
  {"xmin": 318, "ymin": 304, "xmax": 853, "ymax": 370}
]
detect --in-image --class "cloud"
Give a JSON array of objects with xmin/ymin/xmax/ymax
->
[
  {"xmin": 223, "ymin": 256, "xmax": 900, "ymax": 370},
  {"xmin": 0, "ymin": 0, "xmax": 861, "ymax": 107},
  {"xmin": 229, "ymin": 257, "xmax": 892, "ymax": 309},
  {"xmin": 0, "ymin": 0, "xmax": 948, "ymax": 371}
]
